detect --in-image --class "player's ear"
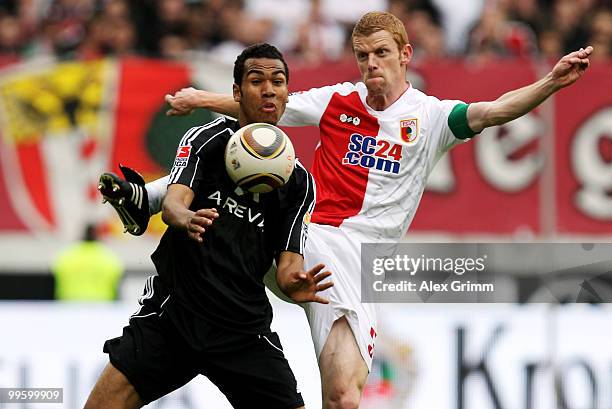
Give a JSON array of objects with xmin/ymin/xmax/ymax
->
[
  {"xmin": 400, "ymin": 44, "xmax": 413, "ymax": 66},
  {"xmin": 233, "ymin": 84, "xmax": 241, "ymax": 102}
]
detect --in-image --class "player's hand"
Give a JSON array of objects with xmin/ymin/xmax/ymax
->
[
  {"xmin": 186, "ymin": 208, "xmax": 219, "ymax": 242},
  {"xmin": 165, "ymin": 87, "xmax": 203, "ymax": 116},
  {"xmin": 282, "ymin": 264, "xmax": 333, "ymax": 304},
  {"xmin": 550, "ymin": 46, "xmax": 593, "ymax": 89}
]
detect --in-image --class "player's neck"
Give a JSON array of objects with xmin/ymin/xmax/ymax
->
[
  {"xmin": 237, "ymin": 114, "xmax": 248, "ymax": 128},
  {"xmin": 366, "ymin": 81, "xmax": 410, "ymax": 111}
]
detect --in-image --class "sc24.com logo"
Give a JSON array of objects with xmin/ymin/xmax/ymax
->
[{"xmin": 342, "ymin": 134, "xmax": 403, "ymax": 174}]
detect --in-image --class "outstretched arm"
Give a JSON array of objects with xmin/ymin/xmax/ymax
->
[
  {"xmin": 165, "ymin": 87, "xmax": 239, "ymax": 118},
  {"xmin": 276, "ymin": 251, "xmax": 333, "ymax": 304},
  {"xmin": 467, "ymin": 46, "xmax": 593, "ymax": 133}
]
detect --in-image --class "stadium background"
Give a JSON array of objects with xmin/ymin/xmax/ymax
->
[{"xmin": 0, "ymin": 0, "xmax": 611, "ymax": 407}]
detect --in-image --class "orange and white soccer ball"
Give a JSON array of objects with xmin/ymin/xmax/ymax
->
[{"xmin": 225, "ymin": 123, "xmax": 295, "ymax": 193}]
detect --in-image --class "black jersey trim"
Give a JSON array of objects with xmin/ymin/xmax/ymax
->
[
  {"xmin": 169, "ymin": 117, "xmax": 226, "ymax": 184},
  {"xmin": 169, "ymin": 117, "xmax": 225, "ymax": 182},
  {"xmin": 169, "ymin": 124, "xmax": 209, "ymax": 183},
  {"xmin": 186, "ymin": 127, "xmax": 232, "ymax": 188},
  {"xmin": 303, "ymin": 182, "xmax": 316, "ymax": 252},
  {"xmin": 131, "ymin": 275, "xmax": 156, "ymax": 317},
  {"xmin": 284, "ymin": 159, "xmax": 315, "ymax": 253},
  {"xmin": 301, "ymin": 160, "xmax": 316, "ymax": 253}
]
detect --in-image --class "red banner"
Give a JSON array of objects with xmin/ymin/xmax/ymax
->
[{"xmin": 554, "ymin": 63, "xmax": 612, "ymax": 234}]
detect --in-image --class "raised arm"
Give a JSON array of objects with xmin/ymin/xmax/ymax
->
[
  {"xmin": 165, "ymin": 87, "xmax": 239, "ymax": 118},
  {"xmin": 467, "ymin": 46, "xmax": 593, "ymax": 133},
  {"xmin": 162, "ymin": 184, "xmax": 219, "ymax": 243}
]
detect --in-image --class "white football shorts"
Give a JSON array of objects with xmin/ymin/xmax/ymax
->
[
  {"xmin": 264, "ymin": 223, "xmax": 379, "ymax": 370},
  {"xmin": 302, "ymin": 223, "xmax": 377, "ymax": 370}
]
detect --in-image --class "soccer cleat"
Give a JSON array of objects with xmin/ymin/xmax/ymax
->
[{"xmin": 98, "ymin": 164, "xmax": 150, "ymax": 236}]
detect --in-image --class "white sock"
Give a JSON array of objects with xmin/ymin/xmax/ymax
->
[{"xmin": 145, "ymin": 176, "xmax": 169, "ymax": 215}]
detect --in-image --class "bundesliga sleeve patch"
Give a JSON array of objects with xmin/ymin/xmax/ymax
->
[{"xmin": 174, "ymin": 145, "xmax": 191, "ymax": 167}]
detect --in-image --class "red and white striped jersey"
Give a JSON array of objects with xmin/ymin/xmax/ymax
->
[{"xmin": 280, "ymin": 82, "xmax": 467, "ymax": 241}]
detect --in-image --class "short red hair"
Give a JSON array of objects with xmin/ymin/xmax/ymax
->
[{"xmin": 351, "ymin": 11, "xmax": 409, "ymax": 52}]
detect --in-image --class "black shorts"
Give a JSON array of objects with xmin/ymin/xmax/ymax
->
[{"xmin": 104, "ymin": 276, "xmax": 304, "ymax": 408}]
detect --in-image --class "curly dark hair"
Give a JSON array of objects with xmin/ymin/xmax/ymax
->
[{"xmin": 233, "ymin": 43, "xmax": 289, "ymax": 86}]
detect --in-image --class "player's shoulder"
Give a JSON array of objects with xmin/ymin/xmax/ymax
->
[
  {"xmin": 189, "ymin": 116, "xmax": 237, "ymax": 141},
  {"xmin": 405, "ymin": 86, "xmax": 433, "ymax": 105},
  {"xmin": 293, "ymin": 158, "xmax": 312, "ymax": 179},
  {"xmin": 412, "ymin": 88, "xmax": 465, "ymax": 116},
  {"xmin": 177, "ymin": 116, "xmax": 236, "ymax": 150},
  {"xmin": 282, "ymin": 159, "xmax": 314, "ymax": 190},
  {"xmin": 290, "ymin": 82, "xmax": 358, "ymax": 99},
  {"xmin": 275, "ymin": 159, "xmax": 315, "ymax": 209},
  {"xmin": 328, "ymin": 81, "xmax": 358, "ymax": 95}
]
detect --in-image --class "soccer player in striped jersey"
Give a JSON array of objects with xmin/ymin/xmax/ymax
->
[
  {"xmin": 124, "ymin": 12, "xmax": 593, "ymax": 409},
  {"xmin": 88, "ymin": 43, "xmax": 331, "ymax": 409}
]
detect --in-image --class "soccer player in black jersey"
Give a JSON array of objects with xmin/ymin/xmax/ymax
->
[{"xmin": 85, "ymin": 44, "xmax": 331, "ymax": 409}]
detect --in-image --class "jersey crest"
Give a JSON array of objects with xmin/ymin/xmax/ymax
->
[{"xmin": 400, "ymin": 118, "xmax": 419, "ymax": 143}]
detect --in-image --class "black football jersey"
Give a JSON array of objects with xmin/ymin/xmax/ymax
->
[{"xmin": 151, "ymin": 117, "xmax": 315, "ymax": 333}]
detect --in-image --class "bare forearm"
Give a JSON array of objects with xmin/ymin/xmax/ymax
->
[
  {"xmin": 161, "ymin": 181, "xmax": 216, "ymax": 242},
  {"xmin": 276, "ymin": 253, "xmax": 304, "ymax": 293},
  {"xmin": 275, "ymin": 251, "xmax": 331, "ymax": 304},
  {"xmin": 161, "ymin": 197, "xmax": 193, "ymax": 230},
  {"xmin": 468, "ymin": 46, "xmax": 592, "ymax": 133},
  {"xmin": 166, "ymin": 87, "xmax": 240, "ymax": 118},
  {"xmin": 197, "ymin": 91, "xmax": 240, "ymax": 117},
  {"xmin": 469, "ymin": 73, "xmax": 559, "ymax": 132},
  {"xmin": 492, "ymin": 73, "xmax": 559, "ymax": 122}
]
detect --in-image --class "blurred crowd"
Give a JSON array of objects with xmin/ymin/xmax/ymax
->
[{"xmin": 0, "ymin": 0, "xmax": 610, "ymax": 64}]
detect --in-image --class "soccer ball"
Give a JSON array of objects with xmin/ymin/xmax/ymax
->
[{"xmin": 225, "ymin": 123, "xmax": 295, "ymax": 193}]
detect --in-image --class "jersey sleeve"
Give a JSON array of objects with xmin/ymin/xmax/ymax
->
[
  {"xmin": 280, "ymin": 82, "xmax": 357, "ymax": 127},
  {"xmin": 168, "ymin": 117, "xmax": 227, "ymax": 192},
  {"xmin": 277, "ymin": 160, "xmax": 316, "ymax": 255},
  {"xmin": 426, "ymin": 96, "xmax": 474, "ymax": 154}
]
